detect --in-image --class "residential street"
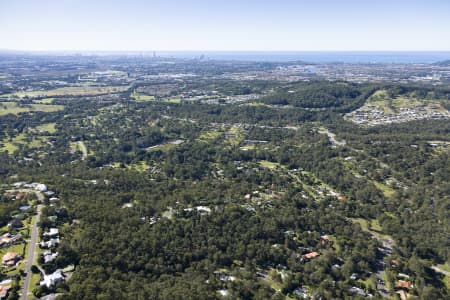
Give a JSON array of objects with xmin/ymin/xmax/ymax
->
[{"xmin": 21, "ymin": 198, "xmax": 43, "ymax": 300}]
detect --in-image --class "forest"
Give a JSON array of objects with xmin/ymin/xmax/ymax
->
[{"xmin": 0, "ymin": 78, "xmax": 449, "ymax": 300}]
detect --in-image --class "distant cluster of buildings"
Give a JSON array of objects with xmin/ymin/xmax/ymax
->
[{"xmin": 347, "ymin": 104, "xmax": 450, "ymax": 126}]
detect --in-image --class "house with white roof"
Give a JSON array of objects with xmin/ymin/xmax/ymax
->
[{"xmin": 40, "ymin": 269, "xmax": 64, "ymax": 287}]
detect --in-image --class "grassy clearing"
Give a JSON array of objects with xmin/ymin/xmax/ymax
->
[
  {"xmin": 259, "ymin": 160, "xmax": 282, "ymax": 169},
  {"xmin": 263, "ymin": 276, "xmax": 283, "ymax": 292},
  {"xmin": 0, "ymin": 133, "xmax": 47, "ymax": 153},
  {"xmin": 372, "ymin": 181, "xmax": 396, "ymax": 198},
  {"xmin": 0, "ymin": 102, "xmax": 64, "ymax": 115},
  {"xmin": 31, "ymin": 123, "xmax": 57, "ymax": 134},
  {"xmin": 165, "ymin": 98, "xmax": 182, "ymax": 104},
  {"xmin": 369, "ymin": 219, "xmax": 383, "ymax": 231},
  {"xmin": 198, "ymin": 130, "xmax": 223, "ymax": 141},
  {"xmin": 5, "ymin": 85, "xmax": 129, "ymax": 99},
  {"xmin": 131, "ymin": 91, "xmax": 155, "ymax": 101},
  {"xmin": 240, "ymin": 144, "xmax": 255, "ymax": 151},
  {"xmin": 350, "ymin": 218, "xmax": 392, "ymax": 241},
  {"xmin": 443, "ymin": 275, "xmax": 450, "ymax": 289},
  {"xmin": 358, "ymin": 276, "xmax": 375, "ymax": 290},
  {"xmin": 1, "ymin": 142, "xmax": 19, "ymax": 153},
  {"xmin": 0, "ymin": 226, "xmax": 9, "ymax": 234},
  {"xmin": 29, "ymin": 242, "xmax": 43, "ymax": 294},
  {"xmin": 245, "ymin": 102, "xmax": 268, "ymax": 107},
  {"xmin": 0, "ymin": 243, "xmax": 25, "ymax": 257},
  {"xmin": 224, "ymin": 126, "xmax": 244, "ymax": 145},
  {"xmin": 70, "ymin": 141, "xmax": 82, "ymax": 152},
  {"xmin": 130, "ymin": 161, "xmax": 150, "ymax": 172},
  {"xmin": 112, "ymin": 161, "xmax": 149, "ymax": 172},
  {"xmin": 29, "ymin": 272, "xmax": 41, "ymax": 298},
  {"xmin": 365, "ymin": 89, "xmax": 445, "ymax": 113},
  {"xmin": 330, "ymin": 236, "xmax": 341, "ymax": 253},
  {"xmin": 0, "ymin": 133, "xmax": 25, "ymax": 153},
  {"xmin": 33, "ymin": 98, "xmax": 54, "ymax": 104}
]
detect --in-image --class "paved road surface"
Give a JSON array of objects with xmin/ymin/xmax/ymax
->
[
  {"xmin": 21, "ymin": 198, "xmax": 43, "ymax": 300},
  {"xmin": 78, "ymin": 141, "xmax": 87, "ymax": 160},
  {"xmin": 431, "ymin": 266, "xmax": 450, "ymax": 277},
  {"xmin": 318, "ymin": 128, "xmax": 347, "ymax": 147}
]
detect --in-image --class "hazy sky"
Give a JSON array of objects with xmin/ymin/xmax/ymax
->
[{"xmin": 1, "ymin": 0, "xmax": 449, "ymax": 51}]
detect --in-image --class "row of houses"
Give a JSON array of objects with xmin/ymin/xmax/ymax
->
[
  {"xmin": 11, "ymin": 182, "xmax": 47, "ymax": 192},
  {"xmin": 38, "ymin": 190, "xmax": 70, "ymax": 291},
  {"xmin": 40, "ymin": 228, "xmax": 60, "ymax": 249}
]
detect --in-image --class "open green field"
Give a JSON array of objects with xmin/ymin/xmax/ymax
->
[
  {"xmin": 198, "ymin": 130, "xmax": 223, "ymax": 141},
  {"xmin": 164, "ymin": 98, "xmax": 182, "ymax": 104},
  {"xmin": 240, "ymin": 144, "xmax": 255, "ymax": 151},
  {"xmin": 259, "ymin": 160, "xmax": 282, "ymax": 169},
  {"xmin": 372, "ymin": 181, "xmax": 396, "ymax": 198},
  {"xmin": 4, "ymin": 85, "xmax": 129, "ymax": 99},
  {"xmin": 350, "ymin": 218, "xmax": 392, "ymax": 241},
  {"xmin": 1, "ymin": 133, "xmax": 48, "ymax": 153},
  {"xmin": 131, "ymin": 91, "xmax": 155, "ymax": 101},
  {"xmin": 224, "ymin": 126, "xmax": 244, "ymax": 145},
  {"xmin": 0, "ymin": 243, "xmax": 26, "ymax": 257},
  {"xmin": 112, "ymin": 161, "xmax": 149, "ymax": 172},
  {"xmin": 30, "ymin": 123, "xmax": 57, "ymax": 134},
  {"xmin": 245, "ymin": 102, "xmax": 269, "ymax": 107},
  {"xmin": 33, "ymin": 98, "xmax": 54, "ymax": 104},
  {"xmin": 0, "ymin": 102, "xmax": 64, "ymax": 115}
]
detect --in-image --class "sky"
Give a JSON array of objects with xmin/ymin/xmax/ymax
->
[{"xmin": 1, "ymin": 0, "xmax": 449, "ymax": 52}]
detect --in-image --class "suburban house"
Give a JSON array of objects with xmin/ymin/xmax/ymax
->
[
  {"xmin": 7, "ymin": 218, "xmax": 23, "ymax": 229},
  {"xmin": 15, "ymin": 193, "xmax": 26, "ymax": 201},
  {"xmin": 34, "ymin": 184, "xmax": 48, "ymax": 192},
  {"xmin": 43, "ymin": 251, "xmax": 58, "ymax": 263},
  {"xmin": 43, "ymin": 228, "xmax": 59, "ymax": 237},
  {"xmin": 40, "ymin": 238, "xmax": 60, "ymax": 249},
  {"xmin": 396, "ymin": 280, "xmax": 413, "ymax": 289},
  {"xmin": 49, "ymin": 197, "xmax": 60, "ymax": 203},
  {"xmin": 40, "ymin": 269, "xmax": 64, "ymax": 287},
  {"xmin": 19, "ymin": 205, "xmax": 31, "ymax": 211},
  {"xmin": 302, "ymin": 252, "xmax": 320, "ymax": 260},
  {"xmin": 0, "ymin": 233, "xmax": 22, "ymax": 248},
  {"xmin": 2, "ymin": 252, "xmax": 21, "ymax": 267},
  {"xmin": 320, "ymin": 235, "xmax": 333, "ymax": 246},
  {"xmin": 0, "ymin": 285, "xmax": 11, "ymax": 300}
]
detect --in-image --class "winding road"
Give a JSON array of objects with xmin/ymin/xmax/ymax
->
[
  {"xmin": 318, "ymin": 127, "xmax": 347, "ymax": 147},
  {"xmin": 21, "ymin": 192, "xmax": 44, "ymax": 300}
]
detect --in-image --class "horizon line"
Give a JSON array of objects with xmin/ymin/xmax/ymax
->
[{"xmin": 2, "ymin": 49, "xmax": 450, "ymax": 53}]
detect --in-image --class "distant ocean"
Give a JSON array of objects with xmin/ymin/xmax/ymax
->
[{"xmin": 157, "ymin": 51, "xmax": 450, "ymax": 64}]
